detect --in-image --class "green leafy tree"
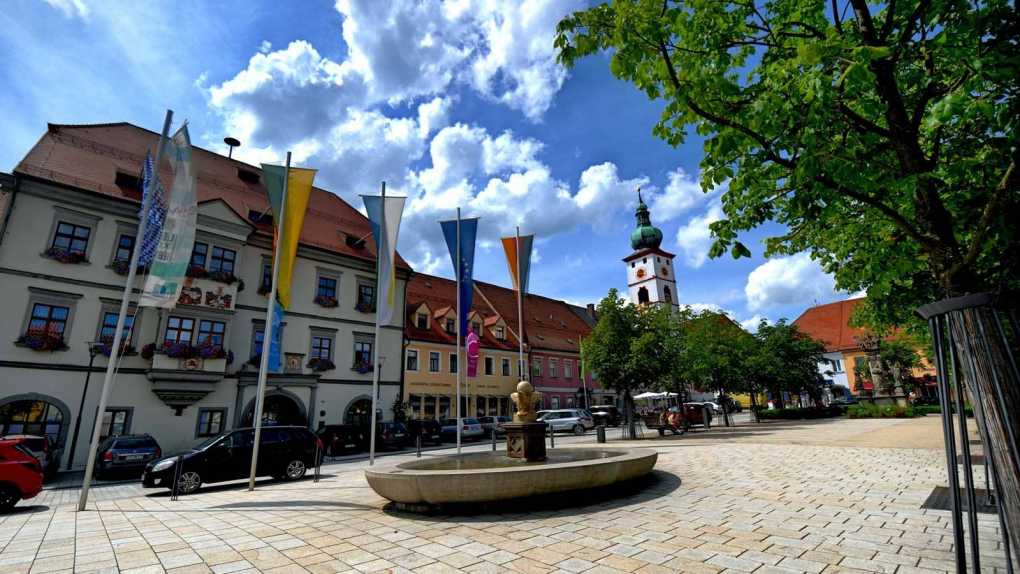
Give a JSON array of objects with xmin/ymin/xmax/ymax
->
[
  {"xmin": 556, "ymin": 0, "xmax": 1019, "ymax": 330},
  {"xmin": 679, "ymin": 310, "xmax": 756, "ymax": 426},
  {"xmin": 751, "ymin": 319, "xmax": 828, "ymax": 409},
  {"xmin": 877, "ymin": 336, "xmax": 923, "ymax": 395},
  {"xmin": 582, "ymin": 289, "xmax": 643, "ymax": 437}
]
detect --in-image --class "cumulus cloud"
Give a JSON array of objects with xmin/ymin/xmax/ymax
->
[
  {"xmin": 675, "ymin": 200, "xmax": 725, "ymax": 268},
  {"xmin": 43, "ymin": 0, "xmax": 89, "ymax": 20},
  {"xmin": 745, "ymin": 253, "xmax": 837, "ymax": 311},
  {"xmin": 740, "ymin": 315, "xmax": 768, "ymax": 332},
  {"xmin": 649, "ymin": 168, "xmax": 718, "ymax": 221}
]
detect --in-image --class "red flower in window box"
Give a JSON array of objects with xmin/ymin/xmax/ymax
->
[
  {"xmin": 16, "ymin": 330, "xmax": 68, "ymax": 351},
  {"xmin": 354, "ymin": 299, "xmax": 375, "ymax": 313},
  {"xmin": 351, "ymin": 359, "xmax": 373, "ymax": 374},
  {"xmin": 314, "ymin": 295, "xmax": 339, "ymax": 308},
  {"xmin": 186, "ymin": 264, "xmax": 209, "ymax": 279},
  {"xmin": 196, "ymin": 341, "xmax": 227, "ymax": 360},
  {"xmin": 44, "ymin": 247, "xmax": 88, "ymax": 264},
  {"xmin": 207, "ymin": 270, "xmax": 238, "ymax": 285},
  {"xmin": 110, "ymin": 259, "xmax": 148, "ymax": 276},
  {"xmin": 162, "ymin": 341, "xmax": 196, "ymax": 359},
  {"xmin": 307, "ymin": 357, "xmax": 335, "ymax": 372},
  {"xmin": 141, "ymin": 343, "xmax": 156, "ymax": 360},
  {"xmin": 97, "ymin": 336, "xmax": 135, "ymax": 357}
]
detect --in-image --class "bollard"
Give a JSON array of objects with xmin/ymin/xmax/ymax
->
[
  {"xmin": 597, "ymin": 425, "xmax": 606, "ymax": 443},
  {"xmin": 416, "ymin": 434, "xmax": 422, "ymax": 458},
  {"xmin": 313, "ymin": 440, "xmax": 321, "ymax": 483},
  {"xmin": 491, "ymin": 429, "xmax": 497, "ymax": 451},
  {"xmin": 170, "ymin": 454, "xmax": 184, "ymax": 501},
  {"xmin": 549, "ymin": 425, "xmax": 555, "ymax": 448}
]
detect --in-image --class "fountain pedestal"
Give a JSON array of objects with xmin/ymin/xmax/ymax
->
[{"xmin": 504, "ymin": 422, "xmax": 547, "ymax": 461}]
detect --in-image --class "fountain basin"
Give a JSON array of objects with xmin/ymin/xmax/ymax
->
[{"xmin": 365, "ymin": 448, "xmax": 657, "ymax": 507}]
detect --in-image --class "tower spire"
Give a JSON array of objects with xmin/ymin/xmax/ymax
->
[{"xmin": 630, "ymin": 187, "xmax": 662, "ymax": 250}]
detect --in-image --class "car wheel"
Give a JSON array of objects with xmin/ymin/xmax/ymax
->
[
  {"xmin": 174, "ymin": 471, "xmax": 202, "ymax": 495},
  {"xmin": 283, "ymin": 459, "xmax": 307, "ymax": 480},
  {"xmin": 572, "ymin": 424, "xmax": 585, "ymax": 436},
  {"xmin": 0, "ymin": 485, "xmax": 20, "ymax": 512}
]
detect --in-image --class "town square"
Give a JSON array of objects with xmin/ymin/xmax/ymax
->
[{"xmin": 0, "ymin": 0, "xmax": 1017, "ymax": 573}]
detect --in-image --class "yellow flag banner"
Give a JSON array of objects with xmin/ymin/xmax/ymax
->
[{"xmin": 261, "ymin": 164, "xmax": 317, "ymax": 309}]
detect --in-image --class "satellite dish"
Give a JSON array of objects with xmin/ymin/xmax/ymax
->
[{"xmin": 224, "ymin": 137, "xmax": 241, "ymax": 158}]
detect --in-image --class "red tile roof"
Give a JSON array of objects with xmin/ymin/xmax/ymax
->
[
  {"xmin": 793, "ymin": 298, "xmax": 868, "ymax": 353},
  {"xmin": 405, "ymin": 274, "xmax": 519, "ymax": 351},
  {"xmin": 405, "ymin": 274, "xmax": 593, "ymax": 354},
  {"xmin": 14, "ymin": 122, "xmax": 409, "ymax": 269}
]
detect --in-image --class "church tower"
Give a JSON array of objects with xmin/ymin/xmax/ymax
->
[{"xmin": 623, "ymin": 190, "xmax": 678, "ymax": 309}]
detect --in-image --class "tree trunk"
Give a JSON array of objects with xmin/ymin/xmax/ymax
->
[
  {"xmin": 623, "ymin": 390, "xmax": 637, "ymax": 440},
  {"xmin": 750, "ymin": 389, "xmax": 760, "ymax": 423},
  {"xmin": 720, "ymin": 387, "xmax": 731, "ymax": 427}
]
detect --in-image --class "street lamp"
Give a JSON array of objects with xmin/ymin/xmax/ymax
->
[{"xmin": 66, "ymin": 341, "xmax": 103, "ymax": 470}]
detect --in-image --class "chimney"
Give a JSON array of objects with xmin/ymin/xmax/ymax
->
[{"xmin": 586, "ymin": 303, "xmax": 596, "ymax": 319}]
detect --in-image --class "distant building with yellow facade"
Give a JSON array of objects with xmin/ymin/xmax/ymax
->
[{"xmin": 402, "ymin": 274, "xmax": 522, "ymax": 420}]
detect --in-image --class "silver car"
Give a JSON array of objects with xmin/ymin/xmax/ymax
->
[
  {"xmin": 537, "ymin": 409, "xmax": 595, "ymax": 435},
  {"xmin": 439, "ymin": 418, "xmax": 484, "ymax": 441}
]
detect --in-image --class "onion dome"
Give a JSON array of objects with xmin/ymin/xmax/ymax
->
[{"xmin": 629, "ymin": 189, "xmax": 663, "ymax": 250}]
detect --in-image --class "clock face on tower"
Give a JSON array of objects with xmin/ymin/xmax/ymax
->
[
  {"xmin": 636, "ymin": 268, "xmax": 646, "ymax": 279},
  {"xmin": 661, "ymin": 267, "xmax": 669, "ymax": 277}
]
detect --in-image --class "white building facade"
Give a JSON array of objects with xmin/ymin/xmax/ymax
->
[{"xmin": 0, "ymin": 123, "xmax": 408, "ymax": 471}]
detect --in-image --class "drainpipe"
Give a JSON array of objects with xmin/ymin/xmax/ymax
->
[{"xmin": 0, "ymin": 174, "xmax": 20, "ymax": 247}]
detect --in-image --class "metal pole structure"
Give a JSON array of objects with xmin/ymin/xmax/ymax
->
[
  {"xmin": 516, "ymin": 226, "xmax": 525, "ymax": 382},
  {"xmin": 456, "ymin": 207, "xmax": 462, "ymax": 454},
  {"xmin": 67, "ymin": 344, "xmax": 98, "ymax": 470},
  {"xmin": 368, "ymin": 182, "xmax": 386, "ymax": 466},
  {"xmin": 248, "ymin": 151, "xmax": 291, "ymax": 491},
  {"xmin": 78, "ymin": 109, "xmax": 172, "ymax": 512},
  {"xmin": 947, "ymin": 315, "xmax": 981, "ymax": 573},
  {"xmin": 580, "ymin": 332, "xmax": 589, "ymax": 410},
  {"xmin": 931, "ymin": 314, "xmax": 967, "ymax": 573}
]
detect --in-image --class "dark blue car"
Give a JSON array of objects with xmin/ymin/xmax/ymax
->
[{"xmin": 95, "ymin": 434, "xmax": 161, "ymax": 479}]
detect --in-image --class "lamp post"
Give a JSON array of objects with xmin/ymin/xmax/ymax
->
[{"xmin": 67, "ymin": 342, "xmax": 101, "ymax": 471}]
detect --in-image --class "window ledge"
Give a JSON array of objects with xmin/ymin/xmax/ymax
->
[
  {"xmin": 14, "ymin": 341, "xmax": 69, "ymax": 352},
  {"xmin": 41, "ymin": 251, "xmax": 90, "ymax": 265}
]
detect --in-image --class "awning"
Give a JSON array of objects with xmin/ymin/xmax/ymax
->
[{"xmin": 633, "ymin": 392, "xmax": 678, "ymax": 400}]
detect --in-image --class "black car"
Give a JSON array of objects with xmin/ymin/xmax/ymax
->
[
  {"xmin": 374, "ymin": 422, "xmax": 410, "ymax": 450},
  {"xmin": 142, "ymin": 426, "xmax": 323, "ymax": 494},
  {"xmin": 317, "ymin": 424, "xmax": 367, "ymax": 456},
  {"xmin": 95, "ymin": 434, "xmax": 161, "ymax": 479},
  {"xmin": 405, "ymin": 419, "xmax": 442, "ymax": 445},
  {"xmin": 589, "ymin": 405, "xmax": 623, "ymax": 427}
]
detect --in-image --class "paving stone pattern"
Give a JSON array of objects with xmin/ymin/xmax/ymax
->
[{"xmin": 0, "ymin": 417, "xmax": 1010, "ymax": 573}]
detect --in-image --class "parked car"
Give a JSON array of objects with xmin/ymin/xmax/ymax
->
[
  {"xmin": 373, "ymin": 422, "xmax": 411, "ymax": 450},
  {"xmin": 0, "ymin": 439, "xmax": 43, "ymax": 512},
  {"xmin": 316, "ymin": 424, "xmax": 367, "ymax": 456},
  {"xmin": 911, "ymin": 395, "xmax": 938, "ymax": 407},
  {"xmin": 439, "ymin": 418, "xmax": 484, "ymax": 441},
  {"xmin": 142, "ymin": 426, "xmax": 323, "ymax": 495},
  {"xmin": 94, "ymin": 434, "xmax": 161, "ymax": 479},
  {"xmin": 702, "ymin": 401, "xmax": 724, "ymax": 415},
  {"xmin": 1, "ymin": 435, "xmax": 59, "ymax": 479},
  {"xmin": 589, "ymin": 405, "xmax": 623, "ymax": 427},
  {"xmin": 478, "ymin": 416, "xmax": 511, "ymax": 437},
  {"xmin": 538, "ymin": 409, "xmax": 595, "ymax": 435},
  {"xmin": 405, "ymin": 419, "xmax": 443, "ymax": 445}
]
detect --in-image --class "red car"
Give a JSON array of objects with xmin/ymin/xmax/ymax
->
[{"xmin": 0, "ymin": 439, "xmax": 44, "ymax": 511}]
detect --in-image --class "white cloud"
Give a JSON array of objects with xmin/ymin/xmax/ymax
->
[
  {"xmin": 649, "ymin": 168, "xmax": 718, "ymax": 221},
  {"xmin": 740, "ymin": 315, "xmax": 768, "ymax": 332},
  {"xmin": 675, "ymin": 200, "xmax": 724, "ymax": 268},
  {"xmin": 43, "ymin": 0, "xmax": 89, "ymax": 20},
  {"xmin": 745, "ymin": 253, "xmax": 837, "ymax": 311}
]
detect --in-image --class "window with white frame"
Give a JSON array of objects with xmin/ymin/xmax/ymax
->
[
  {"xmin": 563, "ymin": 360, "xmax": 573, "ymax": 379},
  {"xmin": 406, "ymin": 349, "xmax": 419, "ymax": 371},
  {"xmin": 495, "ymin": 326, "xmax": 505, "ymax": 340},
  {"xmin": 532, "ymin": 358, "xmax": 542, "ymax": 377},
  {"xmin": 416, "ymin": 313, "xmax": 428, "ymax": 330},
  {"xmin": 98, "ymin": 310, "xmax": 135, "ymax": 345},
  {"xmin": 484, "ymin": 356, "xmax": 494, "ymax": 376},
  {"xmin": 501, "ymin": 358, "xmax": 511, "ymax": 377},
  {"xmin": 549, "ymin": 358, "xmax": 558, "ymax": 378},
  {"xmin": 429, "ymin": 351, "xmax": 440, "ymax": 372}
]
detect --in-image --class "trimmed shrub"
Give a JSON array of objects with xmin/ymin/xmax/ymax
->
[
  {"xmin": 846, "ymin": 403, "xmax": 918, "ymax": 418},
  {"xmin": 757, "ymin": 406, "xmax": 845, "ymax": 420}
]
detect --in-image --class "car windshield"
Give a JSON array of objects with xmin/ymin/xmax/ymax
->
[
  {"xmin": 113, "ymin": 438, "xmax": 154, "ymax": 449},
  {"xmin": 464, "ymin": 419, "xmax": 480, "ymax": 425},
  {"xmin": 193, "ymin": 435, "xmax": 223, "ymax": 450}
]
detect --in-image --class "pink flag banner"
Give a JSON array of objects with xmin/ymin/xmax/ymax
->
[{"xmin": 466, "ymin": 327, "xmax": 480, "ymax": 378}]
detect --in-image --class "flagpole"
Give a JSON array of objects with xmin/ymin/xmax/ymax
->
[
  {"xmin": 249, "ymin": 151, "xmax": 290, "ymax": 491},
  {"xmin": 515, "ymin": 226, "xmax": 526, "ymax": 383},
  {"xmin": 78, "ymin": 109, "xmax": 172, "ymax": 511},
  {"xmin": 368, "ymin": 182, "xmax": 386, "ymax": 466},
  {"xmin": 456, "ymin": 207, "xmax": 462, "ymax": 454},
  {"xmin": 580, "ymin": 333, "xmax": 589, "ymax": 410}
]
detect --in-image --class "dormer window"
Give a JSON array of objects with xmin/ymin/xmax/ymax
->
[
  {"xmin": 237, "ymin": 168, "xmax": 260, "ymax": 184},
  {"xmin": 494, "ymin": 326, "xmax": 505, "ymax": 340},
  {"xmin": 445, "ymin": 318, "xmax": 455, "ymax": 335},
  {"xmin": 472, "ymin": 321, "xmax": 481, "ymax": 334},
  {"xmin": 416, "ymin": 313, "xmax": 428, "ymax": 330}
]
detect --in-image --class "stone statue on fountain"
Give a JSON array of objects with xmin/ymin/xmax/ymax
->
[
  {"xmin": 511, "ymin": 381, "xmax": 542, "ymax": 423},
  {"xmin": 506, "ymin": 380, "xmax": 547, "ymax": 461}
]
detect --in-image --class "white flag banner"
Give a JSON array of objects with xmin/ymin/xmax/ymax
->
[
  {"xmin": 362, "ymin": 195, "xmax": 405, "ymax": 325},
  {"xmin": 139, "ymin": 125, "xmax": 197, "ymax": 308}
]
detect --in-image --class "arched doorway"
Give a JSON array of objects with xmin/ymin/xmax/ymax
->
[
  {"xmin": 0, "ymin": 394, "xmax": 69, "ymax": 448},
  {"xmin": 345, "ymin": 398, "xmax": 373, "ymax": 426},
  {"xmin": 637, "ymin": 286, "xmax": 649, "ymax": 304},
  {"xmin": 242, "ymin": 393, "xmax": 306, "ymax": 427}
]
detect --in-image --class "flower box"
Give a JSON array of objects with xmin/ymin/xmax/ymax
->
[
  {"xmin": 307, "ymin": 357, "xmax": 335, "ymax": 372},
  {"xmin": 351, "ymin": 360, "xmax": 374, "ymax": 374},
  {"xmin": 354, "ymin": 299, "xmax": 375, "ymax": 313},
  {"xmin": 257, "ymin": 283, "xmax": 271, "ymax": 296},
  {"xmin": 110, "ymin": 259, "xmax": 148, "ymax": 276},
  {"xmin": 44, "ymin": 247, "xmax": 88, "ymax": 264},
  {"xmin": 314, "ymin": 295, "xmax": 338, "ymax": 308},
  {"xmin": 16, "ymin": 331, "xmax": 68, "ymax": 351},
  {"xmin": 97, "ymin": 337, "xmax": 135, "ymax": 357}
]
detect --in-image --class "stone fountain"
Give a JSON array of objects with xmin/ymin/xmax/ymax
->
[{"xmin": 365, "ymin": 381, "xmax": 658, "ymax": 511}]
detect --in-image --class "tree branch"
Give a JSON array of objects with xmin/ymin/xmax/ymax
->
[
  {"xmin": 839, "ymin": 102, "xmax": 894, "ymax": 138},
  {"xmin": 949, "ymin": 154, "xmax": 1018, "ymax": 277}
]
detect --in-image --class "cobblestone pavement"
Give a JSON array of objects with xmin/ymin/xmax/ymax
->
[{"xmin": 1, "ymin": 417, "xmax": 1009, "ymax": 574}]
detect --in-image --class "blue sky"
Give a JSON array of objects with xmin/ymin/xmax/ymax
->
[{"xmin": 1, "ymin": 0, "xmax": 847, "ymax": 328}]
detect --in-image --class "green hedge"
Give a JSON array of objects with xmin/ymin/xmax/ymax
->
[
  {"xmin": 911, "ymin": 404, "xmax": 974, "ymax": 417},
  {"xmin": 846, "ymin": 403, "xmax": 918, "ymax": 418},
  {"xmin": 757, "ymin": 406, "xmax": 846, "ymax": 420}
]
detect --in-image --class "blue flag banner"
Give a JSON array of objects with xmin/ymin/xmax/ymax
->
[
  {"xmin": 137, "ymin": 152, "xmax": 166, "ymax": 266},
  {"xmin": 268, "ymin": 299, "xmax": 283, "ymax": 373},
  {"xmin": 440, "ymin": 217, "xmax": 479, "ymax": 335}
]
